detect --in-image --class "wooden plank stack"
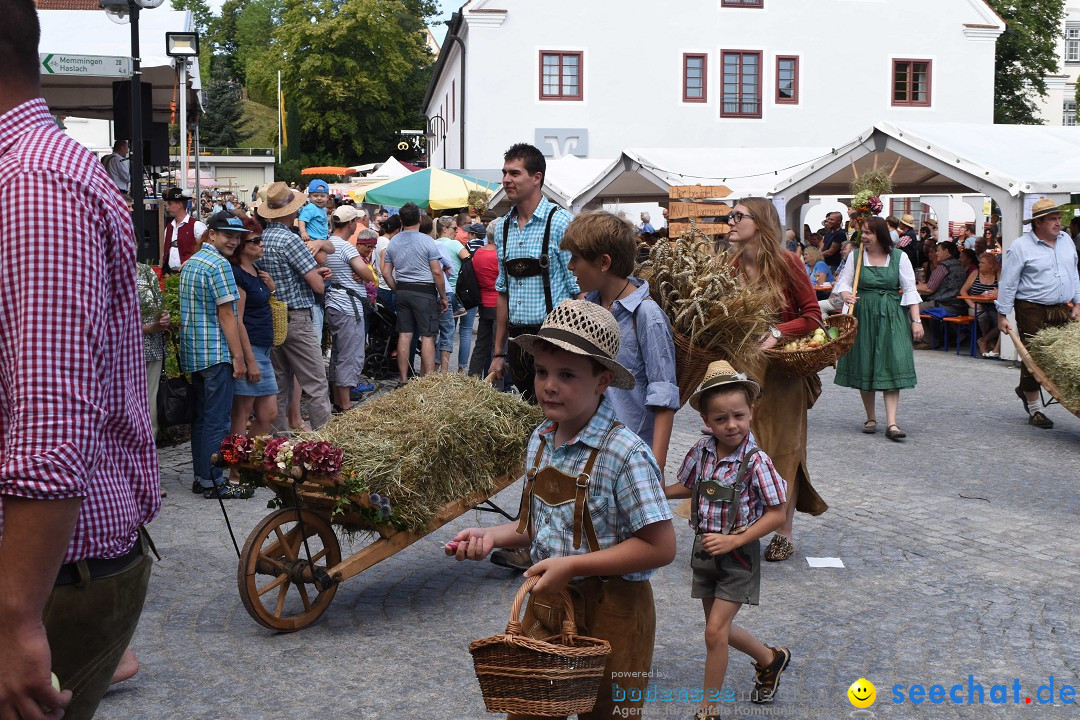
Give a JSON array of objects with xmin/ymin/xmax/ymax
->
[{"xmin": 666, "ymin": 185, "xmax": 733, "ymax": 238}]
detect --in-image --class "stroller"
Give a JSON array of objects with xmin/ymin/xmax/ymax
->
[{"xmin": 362, "ymin": 296, "xmax": 401, "ymax": 380}]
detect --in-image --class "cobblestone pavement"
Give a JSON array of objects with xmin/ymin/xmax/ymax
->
[{"xmin": 97, "ymin": 350, "xmax": 1079, "ymax": 720}]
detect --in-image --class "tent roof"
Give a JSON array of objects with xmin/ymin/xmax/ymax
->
[
  {"xmin": 574, "ymin": 146, "xmax": 833, "ymax": 206},
  {"xmin": 770, "ymin": 122, "xmax": 1080, "ymax": 200},
  {"xmin": 369, "ymin": 156, "xmax": 415, "ymax": 179},
  {"xmin": 37, "ymin": 8, "xmax": 199, "ymax": 124}
]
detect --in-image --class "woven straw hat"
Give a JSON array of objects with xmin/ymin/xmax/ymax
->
[
  {"xmin": 689, "ymin": 360, "xmax": 761, "ymax": 412},
  {"xmin": 258, "ymin": 181, "xmax": 307, "ymax": 219},
  {"xmin": 899, "ymin": 213, "xmax": 916, "ymax": 228},
  {"xmin": 1024, "ymin": 197, "xmax": 1063, "ymax": 224},
  {"xmin": 511, "ymin": 299, "xmax": 636, "ymax": 390}
]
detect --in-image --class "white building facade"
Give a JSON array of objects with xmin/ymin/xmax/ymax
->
[
  {"xmin": 424, "ymin": 0, "xmax": 1004, "ymax": 169},
  {"xmin": 1036, "ymin": 3, "xmax": 1080, "ymax": 126}
]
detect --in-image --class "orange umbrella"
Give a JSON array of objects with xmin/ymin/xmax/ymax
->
[{"xmin": 301, "ymin": 166, "xmax": 355, "ymax": 176}]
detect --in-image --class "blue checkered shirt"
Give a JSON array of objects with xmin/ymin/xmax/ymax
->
[
  {"xmin": 178, "ymin": 245, "xmax": 237, "ymax": 373},
  {"xmin": 524, "ymin": 396, "xmax": 673, "ymax": 581},
  {"xmin": 677, "ymin": 432, "xmax": 787, "ymax": 534},
  {"xmin": 260, "ymin": 221, "xmax": 317, "ymax": 309},
  {"xmin": 495, "ymin": 196, "xmax": 579, "ymax": 326}
]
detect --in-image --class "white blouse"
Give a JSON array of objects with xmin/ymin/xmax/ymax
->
[{"xmin": 834, "ymin": 249, "xmax": 923, "ymax": 307}]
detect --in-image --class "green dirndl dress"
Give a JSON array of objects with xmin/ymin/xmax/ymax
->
[{"xmin": 834, "ymin": 248, "xmax": 917, "ymax": 391}]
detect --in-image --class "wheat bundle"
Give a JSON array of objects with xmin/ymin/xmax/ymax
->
[
  {"xmin": 300, "ymin": 374, "xmax": 544, "ymax": 531},
  {"xmin": 639, "ymin": 229, "xmax": 773, "ymax": 369},
  {"xmin": 1025, "ymin": 322, "xmax": 1080, "ymax": 415}
]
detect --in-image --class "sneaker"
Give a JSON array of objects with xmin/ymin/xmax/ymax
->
[
  {"xmin": 750, "ymin": 646, "xmax": 791, "ymax": 704},
  {"xmin": 1028, "ymin": 411, "xmax": 1054, "ymax": 429},
  {"xmin": 982, "ymin": 351, "xmax": 999, "ymax": 358},
  {"xmin": 490, "ymin": 547, "xmax": 533, "ymax": 571},
  {"xmin": 203, "ymin": 483, "xmax": 255, "ymax": 500},
  {"xmin": 192, "ymin": 479, "xmax": 210, "ymax": 494}
]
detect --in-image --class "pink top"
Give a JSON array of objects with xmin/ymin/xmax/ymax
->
[{"xmin": 0, "ymin": 98, "xmax": 160, "ymax": 562}]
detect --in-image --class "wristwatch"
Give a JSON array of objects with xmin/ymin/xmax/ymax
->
[
  {"xmin": 769, "ymin": 326, "xmax": 782, "ymax": 339},
  {"xmin": 911, "ymin": 319, "xmax": 923, "ymax": 324}
]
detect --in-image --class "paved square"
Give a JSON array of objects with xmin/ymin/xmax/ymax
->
[{"xmin": 98, "ymin": 351, "xmax": 1079, "ymax": 719}]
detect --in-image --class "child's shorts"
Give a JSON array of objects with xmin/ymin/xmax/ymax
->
[{"xmin": 690, "ymin": 533, "xmax": 760, "ymax": 605}]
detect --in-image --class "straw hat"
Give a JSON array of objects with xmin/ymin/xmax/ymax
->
[
  {"xmin": 251, "ymin": 184, "xmax": 268, "ymax": 210},
  {"xmin": 257, "ymin": 181, "xmax": 307, "ymax": 219},
  {"xmin": 1024, "ymin": 197, "xmax": 1063, "ymax": 224},
  {"xmin": 511, "ymin": 299, "xmax": 636, "ymax": 390},
  {"xmin": 688, "ymin": 360, "xmax": 761, "ymax": 412},
  {"xmin": 899, "ymin": 213, "xmax": 915, "ymax": 228},
  {"xmin": 923, "ymin": 217, "xmax": 938, "ymax": 229}
]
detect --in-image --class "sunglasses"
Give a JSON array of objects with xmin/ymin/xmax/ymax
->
[
  {"xmin": 725, "ymin": 212, "xmax": 755, "ymax": 224},
  {"xmin": 247, "ymin": 237, "xmax": 263, "ymax": 245}
]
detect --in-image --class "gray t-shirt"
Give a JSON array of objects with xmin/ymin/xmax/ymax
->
[
  {"xmin": 325, "ymin": 237, "xmax": 365, "ymax": 315},
  {"xmin": 385, "ymin": 230, "xmax": 442, "ymax": 284}
]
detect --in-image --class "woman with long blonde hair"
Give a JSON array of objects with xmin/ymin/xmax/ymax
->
[{"xmin": 728, "ymin": 197, "xmax": 827, "ymax": 562}]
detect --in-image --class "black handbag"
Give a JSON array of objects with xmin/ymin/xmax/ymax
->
[
  {"xmin": 157, "ymin": 370, "xmax": 195, "ymax": 428},
  {"xmin": 455, "ymin": 252, "xmax": 483, "ymax": 310}
]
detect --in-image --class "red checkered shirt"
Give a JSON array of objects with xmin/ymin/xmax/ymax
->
[
  {"xmin": 0, "ymin": 98, "xmax": 160, "ymax": 563},
  {"xmin": 677, "ymin": 432, "xmax": 786, "ymax": 533}
]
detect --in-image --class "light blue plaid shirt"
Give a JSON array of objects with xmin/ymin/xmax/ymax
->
[
  {"xmin": 495, "ymin": 196, "xmax": 579, "ymax": 326},
  {"xmin": 178, "ymin": 245, "xmax": 237, "ymax": 373},
  {"xmin": 260, "ymin": 221, "xmax": 317, "ymax": 309},
  {"xmin": 524, "ymin": 396, "xmax": 673, "ymax": 581}
]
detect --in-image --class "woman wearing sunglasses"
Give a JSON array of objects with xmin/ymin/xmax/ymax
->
[
  {"xmin": 728, "ymin": 198, "xmax": 828, "ymax": 562},
  {"xmin": 228, "ymin": 215, "xmax": 279, "ymax": 440}
]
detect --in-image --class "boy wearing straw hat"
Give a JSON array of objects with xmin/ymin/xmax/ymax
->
[
  {"xmin": 664, "ymin": 361, "xmax": 790, "ymax": 716},
  {"xmin": 448, "ymin": 299, "xmax": 676, "ymax": 720}
]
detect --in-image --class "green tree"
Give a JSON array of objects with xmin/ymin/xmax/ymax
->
[
  {"xmin": 200, "ymin": 60, "xmax": 255, "ymax": 148},
  {"xmin": 271, "ymin": 0, "xmax": 437, "ymax": 164},
  {"xmin": 988, "ymin": 0, "xmax": 1066, "ymax": 124},
  {"xmin": 234, "ymin": 0, "xmax": 284, "ymax": 105}
]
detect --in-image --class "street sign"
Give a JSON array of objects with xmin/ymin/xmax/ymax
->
[{"xmin": 39, "ymin": 53, "xmax": 132, "ymax": 78}]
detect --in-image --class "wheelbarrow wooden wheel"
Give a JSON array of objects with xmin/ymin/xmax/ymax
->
[{"xmin": 237, "ymin": 508, "xmax": 342, "ymax": 632}]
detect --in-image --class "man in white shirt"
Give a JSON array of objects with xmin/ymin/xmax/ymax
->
[
  {"xmin": 161, "ymin": 187, "xmax": 207, "ymax": 272},
  {"xmin": 105, "ymin": 139, "xmax": 130, "ymax": 192}
]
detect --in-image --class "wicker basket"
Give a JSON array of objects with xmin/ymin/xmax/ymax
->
[
  {"xmin": 470, "ymin": 577, "xmax": 611, "ymax": 717},
  {"xmin": 673, "ymin": 333, "xmax": 725, "ymax": 407},
  {"xmin": 268, "ymin": 295, "xmax": 289, "ymax": 346},
  {"xmin": 763, "ymin": 314, "xmax": 858, "ymax": 377}
]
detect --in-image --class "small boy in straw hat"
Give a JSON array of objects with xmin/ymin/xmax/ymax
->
[
  {"xmin": 664, "ymin": 360, "xmax": 790, "ymax": 717},
  {"xmin": 448, "ymin": 298, "xmax": 676, "ymax": 720}
]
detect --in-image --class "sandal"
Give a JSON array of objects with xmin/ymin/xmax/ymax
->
[
  {"xmin": 885, "ymin": 424, "xmax": 906, "ymax": 441},
  {"xmin": 764, "ymin": 535, "xmax": 794, "ymax": 562},
  {"xmin": 862, "ymin": 419, "xmax": 877, "ymax": 434}
]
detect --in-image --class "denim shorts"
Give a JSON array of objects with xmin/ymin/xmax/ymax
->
[{"xmin": 234, "ymin": 345, "xmax": 279, "ymax": 396}]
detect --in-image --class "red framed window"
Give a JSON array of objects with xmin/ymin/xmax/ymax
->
[
  {"xmin": 892, "ymin": 59, "xmax": 931, "ymax": 106},
  {"xmin": 776, "ymin": 55, "xmax": 799, "ymax": 104},
  {"xmin": 721, "ymin": 0, "xmax": 763, "ymax": 6},
  {"xmin": 540, "ymin": 51, "xmax": 583, "ymax": 100},
  {"xmin": 683, "ymin": 53, "xmax": 707, "ymax": 102},
  {"xmin": 721, "ymin": 50, "xmax": 762, "ymax": 118}
]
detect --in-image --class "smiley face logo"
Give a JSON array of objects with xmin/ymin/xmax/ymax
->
[{"xmin": 848, "ymin": 678, "xmax": 876, "ymax": 708}]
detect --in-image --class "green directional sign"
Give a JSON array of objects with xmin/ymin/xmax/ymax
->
[{"xmin": 39, "ymin": 53, "xmax": 132, "ymax": 78}]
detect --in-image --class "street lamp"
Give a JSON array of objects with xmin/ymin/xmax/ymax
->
[
  {"xmin": 423, "ymin": 116, "xmax": 444, "ymax": 171},
  {"xmin": 166, "ymin": 31, "xmax": 199, "ymax": 192}
]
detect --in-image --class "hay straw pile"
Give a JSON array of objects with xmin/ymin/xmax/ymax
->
[
  {"xmin": 302, "ymin": 374, "xmax": 543, "ymax": 531},
  {"xmin": 639, "ymin": 230, "xmax": 773, "ymax": 369},
  {"xmin": 1026, "ymin": 322, "xmax": 1080, "ymax": 415}
]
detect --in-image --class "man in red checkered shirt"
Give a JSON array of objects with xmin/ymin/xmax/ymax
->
[{"xmin": 0, "ymin": 2, "xmax": 160, "ymax": 718}]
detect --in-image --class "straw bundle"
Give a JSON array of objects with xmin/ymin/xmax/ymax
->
[
  {"xmin": 1025, "ymin": 322, "xmax": 1080, "ymax": 415},
  {"xmin": 300, "ymin": 374, "xmax": 544, "ymax": 531},
  {"xmin": 640, "ymin": 230, "xmax": 773, "ymax": 371}
]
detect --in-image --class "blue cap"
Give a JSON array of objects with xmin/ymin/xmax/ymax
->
[{"xmin": 307, "ymin": 179, "xmax": 329, "ymax": 194}]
